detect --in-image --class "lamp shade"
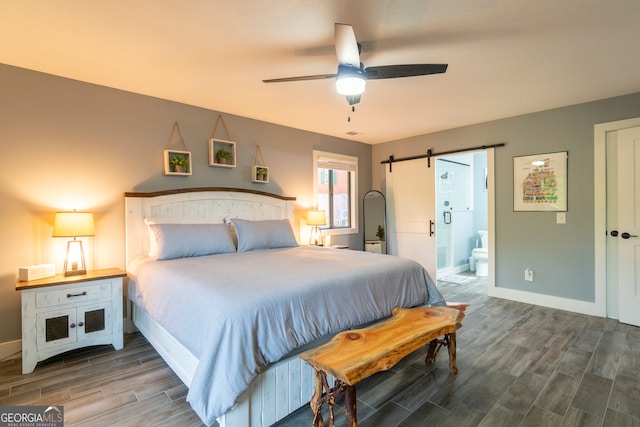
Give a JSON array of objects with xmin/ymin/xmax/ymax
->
[
  {"xmin": 306, "ymin": 210, "xmax": 326, "ymax": 226},
  {"xmin": 52, "ymin": 212, "xmax": 95, "ymax": 237}
]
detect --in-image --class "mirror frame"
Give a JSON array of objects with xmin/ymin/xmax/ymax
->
[{"xmin": 362, "ymin": 190, "xmax": 387, "ymax": 254}]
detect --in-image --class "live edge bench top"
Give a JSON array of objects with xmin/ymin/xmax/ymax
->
[{"xmin": 299, "ymin": 305, "xmax": 464, "ymax": 386}]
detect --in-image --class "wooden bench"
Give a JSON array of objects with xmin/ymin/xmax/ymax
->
[{"xmin": 299, "ymin": 305, "xmax": 465, "ymax": 427}]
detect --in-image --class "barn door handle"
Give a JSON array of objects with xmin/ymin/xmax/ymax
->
[
  {"xmin": 621, "ymin": 232, "xmax": 638, "ymax": 239},
  {"xmin": 429, "ymin": 220, "xmax": 435, "ymax": 236}
]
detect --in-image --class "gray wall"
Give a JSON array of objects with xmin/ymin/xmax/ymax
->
[
  {"xmin": 373, "ymin": 92, "xmax": 640, "ymax": 302},
  {"xmin": 0, "ymin": 64, "xmax": 371, "ymax": 343}
]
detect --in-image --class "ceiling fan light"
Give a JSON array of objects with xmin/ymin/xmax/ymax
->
[{"xmin": 336, "ymin": 75, "xmax": 366, "ymax": 96}]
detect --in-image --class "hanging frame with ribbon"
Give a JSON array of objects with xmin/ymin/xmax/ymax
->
[
  {"xmin": 163, "ymin": 121, "xmax": 192, "ymax": 176},
  {"xmin": 252, "ymin": 145, "xmax": 269, "ymax": 183},
  {"xmin": 208, "ymin": 115, "xmax": 236, "ymax": 168}
]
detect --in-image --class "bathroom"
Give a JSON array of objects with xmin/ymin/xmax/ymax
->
[{"xmin": 436, "ymin": 151, "xmax": 488, "ymax": 279}]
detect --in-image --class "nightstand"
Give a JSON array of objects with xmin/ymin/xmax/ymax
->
[{"xmin": 16, "ymin": 268, "xmax": 125, "ymax": 374}]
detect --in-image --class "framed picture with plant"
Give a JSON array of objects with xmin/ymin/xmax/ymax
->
[
  {"xmin": 252, "ymin": 165, "xmax": 270, "ymax": 183},
  {"xmin": 164, "ymin": 149, "xmax": 192, "ymax": 176},
  {"xmin": 209, "ymin": 138, "xmax": 236, "ymax": 168}
]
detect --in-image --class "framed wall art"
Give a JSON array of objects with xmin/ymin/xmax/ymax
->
[
  {"xmin": 514, "ymin": 151, "xmax": 567, "ymax": 211},
  {"xmin": 252, "ymin": 165, "xmax": 269, "ymax": 183},
  {"xmin": 209, "ymin": 138, "xmax": 236, "ymax": 168},
  {"xmin": 164, "ymin": 149, "xmax": 192, "ymax": 176}
]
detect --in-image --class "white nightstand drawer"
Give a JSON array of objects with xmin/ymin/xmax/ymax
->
[{"xmin": 36, "ymin": 281, "xmax": 113, "ymax": 309}]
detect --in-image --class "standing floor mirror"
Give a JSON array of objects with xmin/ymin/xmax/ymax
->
[{"xmin": 363, "ymin": 190, "xmax": 387, "ymax": 254}]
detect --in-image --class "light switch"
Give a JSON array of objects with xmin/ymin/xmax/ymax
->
[{"xmin": 557, "ymin": 212, "xmax": 566, "ymax": 224}]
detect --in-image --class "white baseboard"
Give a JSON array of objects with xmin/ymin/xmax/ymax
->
[
  {"xmin": 0, "ymin": 339, "xmax": 21, "ymax": 361},
  {"xmin": 488, "ymin": 285, "xmax": 605, "ymax": 317}
]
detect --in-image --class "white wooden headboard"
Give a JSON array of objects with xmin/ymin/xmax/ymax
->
[{"xmin": 124, "ymin": 187, "xmax": 297, "ymax": 266}]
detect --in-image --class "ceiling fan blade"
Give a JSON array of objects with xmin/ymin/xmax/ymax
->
[
  {"xmin": 262, "ymin": 73, "xmax": 336, "ymax": 83},
  {"xmin": 365, "ymin": 64, "xmax": 448, "ymax": 80},
  {"xmin": 335, "ymin": 23, "xmax": 360, "ymax": 67}
]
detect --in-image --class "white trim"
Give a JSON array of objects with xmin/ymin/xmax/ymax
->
[
  {"xmin": 594, "ymin": 117, "xmax": 640, "ymax": 318},
  {"xmin": 488, "ymin": 287, "xmax": 603, "ymax": 316},
  {"xmin": 487, "ymin": 148, "xmax": 496, "ymax": 291},
  {"xmin": 312, "ymin": 150, "xmax": 359, "ymax": 236},
  {"xmin": 0, "ymin": 339, "xmax": 21, "ymax": 361}
]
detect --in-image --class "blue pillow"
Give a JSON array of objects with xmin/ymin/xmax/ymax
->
[
  {"xmin": 232, "ymin": 219, "xmax": 298, "ymax": 252},
  {"xmin": 149, "ymin": 223, "xmax": 236, "ymax": 260}
]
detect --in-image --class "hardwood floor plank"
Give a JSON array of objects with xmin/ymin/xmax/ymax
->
[
  {"xmin": 571, "ymin": 373, "xmax": 613, "ymax": 418},
  {"xmin": 556, "ymin": 347, "xmax": 592, "ymax": 378},
  {"xmin": 602, "ymin": 408, "xmax": 640, "ymax": 426},
  {"xmin": 533, "ymin": 372, "xmax": 579, "ymax": 416},
  {"xmin": 497, "ymin": 371, "xmax": 547, "ymax": 415},
  {"xmin": 520, "ymin": 405, "xmax": 564, "ymax": 425},
  {"xmin": 561, "ymin": 407, "xmax": 602, "ymax": 427},
  {"xmin": 70, "ymin": 392, "xmax": 171, "ymax": 426},
  {"xmin": 478, "ymin": 404, "xmax": 524, "ymax": 427},
  {"xmin": 359, "ymin": 402, "xmax": 411, "ymax": 427},
  {"xmin": 64, "ymin": 391, "xmax": 138, "ymax": 425},
  {"xmin": 110, "ymin": 398, "xmax": 196, "ymax": 426},
  {"xmin": 608, "ymin": 374, "xmax": 640, "ymax": 419}
]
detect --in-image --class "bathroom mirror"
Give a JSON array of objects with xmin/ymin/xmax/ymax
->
[{"xmin": 363, "ymin": 190, "xmax": 387, "ymax": 254}]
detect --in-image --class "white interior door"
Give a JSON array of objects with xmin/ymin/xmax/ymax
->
[
  {"xmin": 618, "ymin": 125, "xmax": 640, "ymax": 326},
  {"xmin": 386, "ymin": 158, "xmax": 436, "ymax": 280}
]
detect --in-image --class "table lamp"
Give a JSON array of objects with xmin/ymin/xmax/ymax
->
[
  {"xmin": 306, "ymin": 209, "xmax": 326, "ymax": 246},
  {"xmin": 52, "ymin": 211, "xmax": 95, "ymax": 276}
]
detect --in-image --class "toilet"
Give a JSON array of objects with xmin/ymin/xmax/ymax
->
[{"xmin": 471, "ymin": 230, "xmax": 489, "ymax": 277}]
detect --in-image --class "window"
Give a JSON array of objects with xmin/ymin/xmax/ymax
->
[{"xmin": 313, "ymin": 150, "xmax": 358, "ymax": 235}]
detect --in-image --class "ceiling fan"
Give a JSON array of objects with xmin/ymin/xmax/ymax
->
[{"xmin": 263, "ymin": 23, "xmax": 448, "ymax": 106}]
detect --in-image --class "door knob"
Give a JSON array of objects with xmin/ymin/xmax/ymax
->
[{"xmin": 621, "ymin": 232, "xmax": 638, "ymax": 239}]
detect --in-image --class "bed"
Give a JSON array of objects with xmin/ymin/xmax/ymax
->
[{"xmin": 124, "ymin": 187, "xmax": 445, "ymax": 426}]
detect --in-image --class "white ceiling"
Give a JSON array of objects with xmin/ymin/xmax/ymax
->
[{"xmin": 1, "ymin": 1, "xmax": 639, "ymax": 144}]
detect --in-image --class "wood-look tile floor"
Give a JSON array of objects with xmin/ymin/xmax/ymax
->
[{"xmin": 2, "ymin": 275, "xmax": 640, "ymax": 426}]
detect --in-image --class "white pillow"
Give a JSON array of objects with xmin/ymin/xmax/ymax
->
[
  {"xmin": 148, "ymin": 223, "xmax": 236, "ymax": 260},
  {"xmin": 232, "ymin": 218, "xmax": 298, "ymax": 252}
]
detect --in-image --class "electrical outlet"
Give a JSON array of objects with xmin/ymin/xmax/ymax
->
[{"xmin": 525, "ymin": 268, "xmax": 534, "ymax": 282}]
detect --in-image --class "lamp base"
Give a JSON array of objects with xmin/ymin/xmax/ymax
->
[
  {"xmin": 63, "ymin": 239, "xmax": 88, "ymax": 277},
  {"xmin": 309, "ymin": 226, "xmax": 323, "ymax": 246},
  {"xmin": 64, "ymin": 268, "xmax": 87, "ymax": 277}
]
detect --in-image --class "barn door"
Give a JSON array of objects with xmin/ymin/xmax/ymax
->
[{"xmin": 386, "ymin": 158, "xmax": 437, "ymax": 280}]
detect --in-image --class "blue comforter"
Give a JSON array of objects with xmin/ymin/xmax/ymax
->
[{"xmin": 128, "ymin": 245, "xmax": 445, "ymax": 425}]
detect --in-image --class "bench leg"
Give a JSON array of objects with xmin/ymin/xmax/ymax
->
[
  {"xmin": 425, "ymin": 333, "xmax": 458, "ymax": 375},
  {"xmin": 447, "ymin": 332, "xmax": 458, "ymax": 374},
  {"xmin": 310, "ymin": 369, "xmax": 325, "ymax": 427},
  {"xmin": 344, "ymin": 384, "xmax": 358, "ymax": 427},
  {"xmin": 425, "ymin": 339, "xmax": 439, "ymax": 364},
  {"xmin": 310, "ymin": 368, "xmax": 353, "ymax": 427}
]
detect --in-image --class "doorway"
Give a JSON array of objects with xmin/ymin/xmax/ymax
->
[
  {"xmin": 435, "ymin": 152, "xmax": 488, "ymax": 279},
  {"xmin": 594, "ymin": 117, "xmax": 640, "ymax": 322},
  {"xmin": 604, "ymin": 123, "xmax": 640, "ymax": 326}
]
